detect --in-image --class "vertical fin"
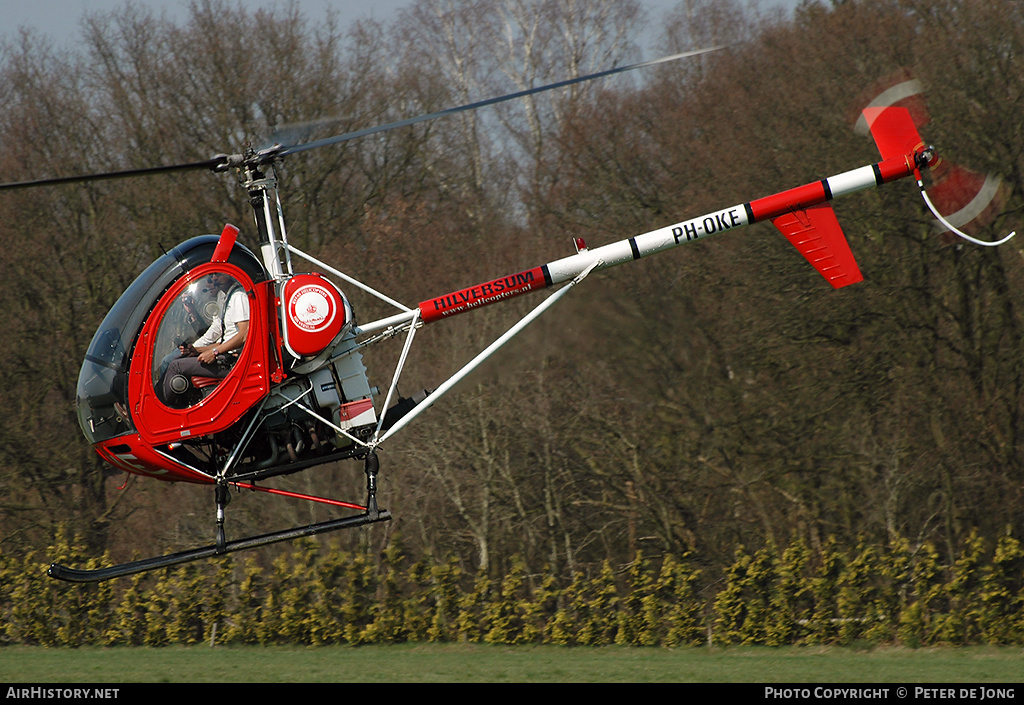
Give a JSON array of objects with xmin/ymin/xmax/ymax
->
[{"xmin": 772, "ymin": 204, "xmax": 863, "ymax": 289}]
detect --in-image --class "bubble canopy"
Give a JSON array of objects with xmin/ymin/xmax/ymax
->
[{"xmin": 76, "ymin": 235, "xmax": 266, "ymax": 444}]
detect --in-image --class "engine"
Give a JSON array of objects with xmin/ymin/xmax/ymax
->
[
  {"xmin": 260, "ymin": 333, "xmax": 378, "ymax": 462},
  {"xmin": 251, "ymin": 273, "xmax": 380, "ymax": 468}
]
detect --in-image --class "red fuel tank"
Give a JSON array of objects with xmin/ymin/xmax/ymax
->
[{"xmin": 281, "ymin": 274, "xmax": 349, "ymax": 357}]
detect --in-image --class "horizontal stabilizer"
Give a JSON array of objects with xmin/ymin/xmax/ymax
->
[
  {"xmin": 772, "ymin": 204, "xmax": 863, "ymax": 288},
  {"xmin": 862, "ymin": 106, "xmax": 924, "ymax": 162}
]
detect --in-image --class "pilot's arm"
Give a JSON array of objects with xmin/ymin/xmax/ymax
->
[{"xmin": 197, "ymin": 320, "xmax": 248, "ymax": 365}]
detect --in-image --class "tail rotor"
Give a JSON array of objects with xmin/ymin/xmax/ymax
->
[{"xmin": 858, "ymin": 72, "xmax": 1014, "ymax": 247}]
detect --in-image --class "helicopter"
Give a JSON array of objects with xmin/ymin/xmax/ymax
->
[{"xmin": 0, "ymin": 49, "xmax": 1012, "ymax": 583}]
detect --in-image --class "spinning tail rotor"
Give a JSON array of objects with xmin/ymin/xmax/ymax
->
[
  {"xmin": 857, "ymin": 70, "xmax": 1014, "ymax": 247},
  {"xmin": 863, "ymin": 105, "xmax": 1015, "ymax": 247}
]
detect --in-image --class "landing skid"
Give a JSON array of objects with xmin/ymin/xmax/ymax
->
[
  {"xmin": 49, "ymin": 451, "xmax": 390, "ymax": 583},
  {"xmin": 47, "ymin": 509, "xmax": 390, "ymax": 583}
]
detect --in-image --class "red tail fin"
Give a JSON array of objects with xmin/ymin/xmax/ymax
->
[{"xmin": 772, "ymin": 204, "xmax": 863, "ymax": 289}]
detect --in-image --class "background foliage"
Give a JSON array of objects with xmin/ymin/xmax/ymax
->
[
  {"xmin": 1, "ymin": 0, "xmax": 1023, "ymax": 636},
  {"xmin": 2, "ymin": 528, "xmax": 1022, "ymax": 647}
]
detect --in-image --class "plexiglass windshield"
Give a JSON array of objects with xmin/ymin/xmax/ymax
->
[
  {"xmin": 76, "ymin": 236, "xmax": 263, "ymax": 444},
  {"xmin": 151, "ymin": 271, "xmax": 247, "ymax": 408},
  {"xmin": 76, "ymin": 251, "xmax": 181, "ymax": 444}
]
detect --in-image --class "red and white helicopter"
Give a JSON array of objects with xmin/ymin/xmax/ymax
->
[{"xmin": 1, "ymin": 49, "xmax": 1011, "ymax": 582}]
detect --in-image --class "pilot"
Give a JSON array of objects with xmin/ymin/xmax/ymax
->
[{"xmin": 162, "ymin": 272, "xmax": 249, "ymax": 405}]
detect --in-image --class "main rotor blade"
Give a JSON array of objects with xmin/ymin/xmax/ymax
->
[
  {"xmin": 0, "ymin": 46, "xmax": 723, "ymax": 192},
  {"xmin": 0, "ymin": 156, "xmax": 229, "ymax": 192},
  {"xmin": 278, "ymin": 46, "xmax": 726, "ymax": 157}
]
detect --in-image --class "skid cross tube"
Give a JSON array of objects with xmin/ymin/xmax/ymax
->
[{"xmin": 49, "ymin": 451, "xmax": 389, "ymax": 583}]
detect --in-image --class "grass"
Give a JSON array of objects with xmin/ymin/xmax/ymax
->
[{"xmin": 1, "ymin": 644, "xmax": 1022, "ymax": 683}]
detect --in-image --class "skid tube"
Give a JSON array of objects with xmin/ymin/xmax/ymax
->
[
  {"xmin": 47, "ymin": 509, "xmax": 391, "ymax": 583},
  {"xmin": 49, "ymin": 450, "xmax": 390, "ymax": 583}
]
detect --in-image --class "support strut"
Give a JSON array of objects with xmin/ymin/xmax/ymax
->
[
  {"xmin": 215, "ymin": 482, "xmax": 230, "ymax": 552},
  {"xmin": 364, "ymin": 450, "xmax": 380, "ymax": 518}
]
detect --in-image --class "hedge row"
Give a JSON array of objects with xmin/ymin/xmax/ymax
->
[{"xmin": 2, "ymin": 528, "xmax": 1022, "ymax": 647}]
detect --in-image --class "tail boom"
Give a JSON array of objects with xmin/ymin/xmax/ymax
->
[{"xmin": 416, "ymin": 126, "xmax": 927, "ymax": 321}]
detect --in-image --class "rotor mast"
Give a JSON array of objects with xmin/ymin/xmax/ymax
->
[{"xmin": 238, "ymin": 148, "xmax": 293, "ymax": 280}]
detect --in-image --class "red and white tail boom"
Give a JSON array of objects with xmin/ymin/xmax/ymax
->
[
  {"xmin": 414, "ymin": 106, "xmax": 930, "ymax": 328},
  {"xmin": 354, "ymin": 106, "xmax": 1008, "ymax": 444}
]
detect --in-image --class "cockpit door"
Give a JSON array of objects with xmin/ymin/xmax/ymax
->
[{"xmin": 129, "ymin": 262, "xmax": 272, "ymax": 444}]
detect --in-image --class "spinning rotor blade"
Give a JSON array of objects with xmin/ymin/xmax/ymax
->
[
  {"xmin": 0, "ymin": 47, "xmax": 723, "ymax": 192},
  {"xmin": 0, "ymin": 156, "xmax": 231, "ymax": 192},
  {"xmin": 277, "ymin": 46, "xmax": 726, "ymax": 157},
  {"xmin": 861, "ymin": 106, "xmax": 925, "ymax": 164}
]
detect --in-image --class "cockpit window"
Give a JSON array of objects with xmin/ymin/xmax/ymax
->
[
  {"xmin": 153, "ymin": 271, "xmax": 248, "ymax": 408},
  {"xmin": 152, "ymin": 275, "xmax": 219, "ymax": 385}
]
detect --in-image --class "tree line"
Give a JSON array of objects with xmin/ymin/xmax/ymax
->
[{"xmin": 0, "ymin": 0, "xmax": 1022, "ymax": 599}]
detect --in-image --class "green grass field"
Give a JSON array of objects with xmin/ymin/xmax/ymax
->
[{"xmin": 1, "ymin": 644, "xmax": 1022, "ymax": 683}]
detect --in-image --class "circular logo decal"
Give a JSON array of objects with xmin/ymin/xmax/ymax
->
[{"xmin": 288, "ymin": 284, "xmax": 337, "ymax": 332}]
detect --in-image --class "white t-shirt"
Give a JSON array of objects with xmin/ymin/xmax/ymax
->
[{"xmin": 195, "ymin": 287, "xmax": 249, "ymax": 346}]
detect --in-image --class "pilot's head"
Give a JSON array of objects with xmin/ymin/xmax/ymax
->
[{"xmin": 208, "ymin": 271, "xmax": 234, "ymax": 292}]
